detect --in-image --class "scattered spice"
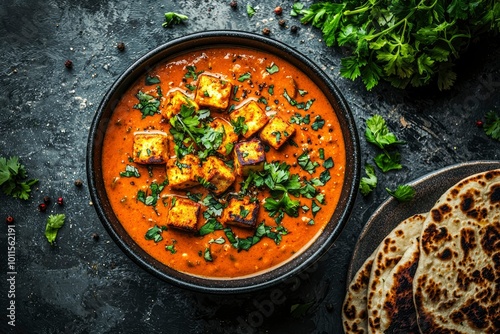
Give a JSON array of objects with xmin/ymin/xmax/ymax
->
[
  {"xmin": 229, "ymin": 0, "xmax": 237, "ymax": 9},
  {"xmin": 6, "ymin": 216, "xmax": 14, "ymax": 224},
  {"xmin": 57, "ymin": 197, "xmax": 64, "ymax": 206},
  {"xmin": 43, "ymin": 196, "xmax": 51, "ymax": 204},
  {"xmin": 290, "ymin": 25, "xmax": 298, "ymax": 33},
  {"xmin": 274, "ymin": 6, "xmax": 283, "ymax": 15},
  {"xmin": 262, "ymin": 27, "xmax": 271, "ymax": 35},
  {"xmin": 74, "ymin": 179, "xmax": 83, "ymax": 187},
  {"xmin": 117, "ymin": 42, "xmax": 125, "ymax": 51},
  {"xmin": 476, "ymin": 120, "xmax": 484, "ymax": 128},
  {"xmin": 38, "ymin": 203, "xmax": 47, "ymax": 212},
  {"xmin": 278, "ymin": 19, "xmax": 286, "ymax": 27},
  {"xmin": 64, "ymin": 59, "xmax": 73, "ymax": 69},
  {"xmin": 92, "ymin": 233, "xmax": 100, "ymax": 241}
]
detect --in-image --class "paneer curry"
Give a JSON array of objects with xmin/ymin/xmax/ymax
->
[{"xmin": 101, "ymin": 47, "xmax": 346, "ymax": 278}]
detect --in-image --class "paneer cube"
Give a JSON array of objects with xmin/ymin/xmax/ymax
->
[
  {"xmin": 233, "ymin": 138, "xmax": 266, "ymax": 176},
  {"xmin": 229, "ymin": 100, "xmax": 269, "ymax": 138},
  {"xmin": 201, "ymin": 156, "xmax": 235, "ymax": 195},
  {"xmin": 222, "ymin": 196, "xmax": 259, "ymax": 229},
  {"xmin": 166, "ymin": 197, "xmax": 201, "ymax": 232},
  {"xmin": 259, "ymin": 115, "xmax": 296, "ymax": 150},
  {"xmin": 166, "ymin": 154, "xmax": 201, "ymax": 189},
  {"xmin": 132, "ymin": 131, "xmax": 169, "ymax": 164},
  {"xmin": 162, "ymin": 90, "xmax": 198, "ymax": 120},
  {"xmin": 194, "ymin": 74, "xmax": 232, "ymax": 111},
  {"xmin": 209, "ymin": 118, "xmax": 238, "ymax": 156}
]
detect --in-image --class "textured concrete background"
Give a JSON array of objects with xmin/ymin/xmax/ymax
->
[{"xmin": 0, "ymin": 1, "xmax": 499, "ymax": 333}]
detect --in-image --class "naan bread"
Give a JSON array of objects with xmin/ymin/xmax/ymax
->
[
  {"xmin": 342, "ymin": 246, "xmax": 377, "ymax": 334},
  {"xmin": 367, "ymin": 213, "xmax": 426, "ymax": 334},
  {"xmin": 379, "ymin": 235, "xmax": 420, "ymax": 333},
  {"xmin": 413, "ymin": 169, "xmax": 500, "ymax": 334}
]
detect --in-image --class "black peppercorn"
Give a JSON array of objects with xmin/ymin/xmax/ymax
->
[
  {"xmin": 291, "ymin": 25, "xmax": 298, "ymax": 33},
  {"xmin": 74, "ymin": 179, "xmax": 83, "ymax": 187},
  {"xmin": 229, "ymin": 0, "xmax": 237, "ymax": 9},
  {"xmin": 92, "ymin": 233, "xmax": 100, "ymax": 241},
  {"xmin": 43, "ymin": 196, "xmax": 51, "ymax": 204},
  {"xmin": 64, "ymin": 59, "xmax": 73, "ymax": 69},
  {"xmin": 117, "ymin": 42, "xmax": 125, "ymax": 51}
]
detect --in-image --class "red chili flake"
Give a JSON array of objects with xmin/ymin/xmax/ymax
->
[
  {"xmin": 38, "ymin": 203, "xmax": 47, "ymax": 212},
  {"xmin": 274, "ymin": 6, "xmax": 283, "ymax": 15},
  {"xmin": 6, "ymin": 216, "xmax": 14, "ymax": 224},
  {"xmin": 57, "ymin": 197, "xmax": 64, "ymax": 206},
  {"xmin": 476, "ymin": 120, "xmax": 483, "ymax": 128},
  {"xmin": 64, "ymin": 59, "xmax": 73, "ymax": 69}
]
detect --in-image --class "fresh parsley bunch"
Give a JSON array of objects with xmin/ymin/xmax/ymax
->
[
  {"xmin": 298, "ymin": 0, "xmax": 499, "ymax": 90},
  {"xmin": 0, "ymin": 156, "xmax": 38, "ymax": 200}
]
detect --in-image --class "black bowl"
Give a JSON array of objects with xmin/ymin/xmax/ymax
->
[{"xmin": 87, "ymin": 31, "xmax": 360, "ymax": 294}]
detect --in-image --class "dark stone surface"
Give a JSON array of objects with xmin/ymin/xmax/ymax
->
[{"xmin": 0, "ymin": 1, "xmax": 498, "ymax": 333}]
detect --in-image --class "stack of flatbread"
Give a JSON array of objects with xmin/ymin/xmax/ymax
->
[{"xmin": 342, "ymin": 169, "xmax": 500, "ymax": 334}]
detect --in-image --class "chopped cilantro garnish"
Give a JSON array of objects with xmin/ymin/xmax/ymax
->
[
  {"xmin": 119, "ymin": 165, "xmax": 140, "ymax": 178},
  {"xmin": 266, "ymin": 63, "xmax": 279, "ymax": 74},
  {"xmin": 133, "ymin": 91, "xmax": 161, "ymax": 118},
  {"xmin": 238, "ymin": 72, "xmax": 252, "ymax": 82}
]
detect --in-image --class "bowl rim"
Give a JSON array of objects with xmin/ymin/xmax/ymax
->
[{"xmin": 87, "ymin": 30, "xmax": 360, "ymax": 294}]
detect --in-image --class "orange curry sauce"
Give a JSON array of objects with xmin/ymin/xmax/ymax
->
[{"xmin": 102, "ymin": 47, "xmax": 346, "ymax": 278}]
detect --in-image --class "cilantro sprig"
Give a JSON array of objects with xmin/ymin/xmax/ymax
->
[
  {"xmin": 45, "ymin": 214, "xmax": 66, "ymax": 245},
  {"xmin": 484, "ymin": 111, "xmax": 500, "ymax": 141},
  {"xmin": 365, "ymin": 115, "xmax": 405, "ymax": 172},
  {"xmin": 298, "ymin": 0, "xmax": 500, "ymax": 90},
  {"xmin": 0, "ymin": 156, "xmax": 38, "ymax": 200},
  {"xmin": 162, "ymin": 12, "xmax": 188, "ymax": 28}
]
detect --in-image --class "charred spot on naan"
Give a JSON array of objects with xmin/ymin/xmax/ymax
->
[
  {"xmin": 480, "ymin": 221, "xmax": 500, "ymax": 256},
  {"xmin": 421, "ymin": 223, "xmax": 452, "ymax": 254},
  {"xmin": 490, "ymin": 183, "xmax": 500, "ymax": 203}
]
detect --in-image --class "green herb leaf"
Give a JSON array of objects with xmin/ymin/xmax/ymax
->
[
  {"xmin": 247, "ymin": 4, "xmax": 256, "ymax": 17},
  {"xmin": 365, "ymin": 115, "xmax": 405, "ymax": 150},
  {"xmin": 45, "ymin": 214, "xmax": 66, "ymax": 245},
  {"xmin": 145, "ymin": 225, "xmax": 167, "ymax": 243},
  {"xmin": 266, "ymin": 63, "xmax": 279, "ymax": 74},
  {"xmin": 386, "ymin": 185, "xmax": 415, "ymax": 202},
  {"xmin": 133, "ymin": 91, "xmax": 161, "ymax": 118},
  {"xmin": 0, "ymin": 156, "xmax": 38, "ymax": 200},
  {"xmin": 238, "ymin": 72, "xmax": 252, "ymax": 82},
  {"xmin": 119, "ymin": 165, "xmax": 141, "ymax": 178},
  {"xmin": 145, "ymin": 75, "xmax": 161, "ymax": 85},
  {"xmin": 359, "ymin": 164, "xmax": 377, "ymax": 196},
  {"xmin": 163, "ymin": 12, "xmax": 188, "ymax": 28},
  {"xmin": 165, "ymin": 240, "xmax": 177, "ymax": 254},
  {"xmin": 484, "ymin": 111, "xmax": 500, "ymax": 141},
  {"xmin": 297, "ymin": 151, "xmax": 319, "ymax": 174}
]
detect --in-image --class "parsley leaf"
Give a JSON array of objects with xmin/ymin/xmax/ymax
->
[
  {"xmin": 386, "ymin": 185, "xmax": 415, "ymax": 202},
  {"xmin": 247, "ymin": 4, "xmax": 256, "ymax": 18},
  {"xmin": 365, "ymin": 115, "xmax": 405, "ymax": 150},
  {"xmin": 484, "ymin": 111, "xmax": 500, "ymax": 141},
  {"xmin": 359, "ymin": 164, "xmax": 377, "ymax": 196},
  {"xmin": 299, "ymin": 0, "xmax": 499, "ymax": 90},
  {"xmin": 0, "ymin": 156, "xmax": 38, "ymax": 200},
  {"xmin": 162, "ymin": 12, "xmax": 188, "ymax": 28},
  {"xmin": 45, "ymin": 214, "xmax": 66, "ymax": 245}
]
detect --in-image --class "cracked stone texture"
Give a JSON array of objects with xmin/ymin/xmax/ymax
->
[{"xmin": 0, "ymin": 1, "xmax": 499, "ymax": 333}]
